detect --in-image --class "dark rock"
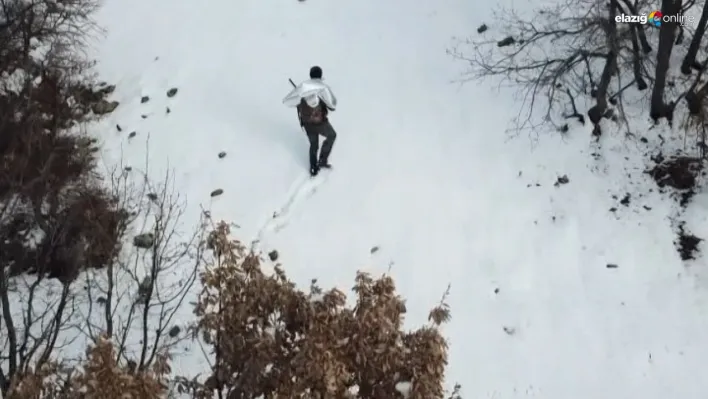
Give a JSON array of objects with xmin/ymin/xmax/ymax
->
[
  {"xmin": 166, "ymin": 88, "xmax": 178, "ymax": 97},
  {"xmin": 497, "ymin": 36, "xmax": 515, "ymax": 47},
  {"xmin": 620, "ymin": 193, "xmax": 631, "ymax": 206},
  {"xmin": 218, "ymin": 151, "xmax": 227, "ymax": 159},
  {"xmin": 554, "ymin": 175, "xmax": 569, "ymax": 186},
  {"xmin": 133, "ymin": 233, "xmax": 155, "ymax": 249},
  {"xmin": 210, "ymin": 188, "xmax": 223, "ymax": 197},
  {"xmin": 141, "ymin": 96, "xmax": 150, "ymax": 103},
  {"xmin": 268, "ymin": 250, "xmax": 279, "ymax": 261},
  {"xmin": 92, "ymin": 100, "xmax": 119, "ymax": 115},
  {"xmin": 168, "ymin": 325, "xmax": 181, "ymax": 338}
]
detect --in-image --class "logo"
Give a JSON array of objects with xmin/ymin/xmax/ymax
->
[{"xmin": 648, "ymin": 10, "xmax": 663, "ymax": 26}]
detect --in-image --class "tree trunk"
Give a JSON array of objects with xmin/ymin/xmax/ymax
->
[
  {"xmin": 681, "ymin": 0, "xmax": 708, "ymax": 74},
  {"xmin": 629, "ymin": 22, "xmax": 648, "ymax": 90},
  {"xmin": 650, "ymin": 0, "xmax": 682, "ymax": 121},
  {"xmin": 620, "ymin": 0, "xmax": 652, "ymax": 53},
  {"xmin": 587, "ymin": 0, "xmax": 619, "ymax": 135}
]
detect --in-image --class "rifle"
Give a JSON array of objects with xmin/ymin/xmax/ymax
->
[{"xmin": 289, "ymin": 78, "xmax": 303, "ymax": 127}]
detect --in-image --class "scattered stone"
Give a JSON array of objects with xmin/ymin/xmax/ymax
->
[
  {"xmin": 97, "ymin": 296, "xmax": 106, "ymax": 305},
  {"xmin": 147, "ymin": 193, "xmax": 158, "ymax": 201},
  {"xmin": 643, "ymin": 205, "xmax": 652, "ymax": 210},
  {"xmin": 554, "ymin": 175, "xmax": 569, "ymax": 186},
  {"xmin": 133, "ymin": 233, "xmax": 155, "ymax": 249},
  {"xmin": 218, "ymin": 151, "xmax": 227, "ymax": 159},
  {"xmin": 141, "ymin": 96, "xmax": 150, "ymax": 103},
  {"xmin": 166, "ymin": 107, "xmax": 171, "ymax": 114},
  {"xmin": 141, "ymin": 114, "xmax": 148, "ymax": 119},
  {"xmin": 497, "ymin": 36, "xmax": 515, "ymax": 47},
  {"xmin": 168, "ymin": 325, "xmax": 181, "ymax": 338},
  {"xmin": 210, "ymin": 188, "xmax": 224, "ymax": 197},
  {"xmin": 166, "ymin": 87, "xmax": 178, "ymax": 97},
  {"xmin": 609, "ymin": 207, "xmax": 617, "ymax": 212},
  {"xmin": 606, "ymin": 263, "xmax": 618, "ymax": 269},
  {"xmin": 502, "ymin": 326, "xmax": 516, "ymax": 335},
  {"xmin": 494, "ymin": 287, "xmax": 500, "ymax": 294},
  {"xmin": 477, "ymin": 24, "xmax": 488, "ymax": 33},
  {"xmin": 268, "ymin": 250, "xmax": 279, "ymax": 261},
  {"xmin": 124, "ymin": 166, "xmax": 132, "ymax": 172},
  {"xmin": 620, "ymin": 193, "xmax": 631, "ymax": 206},
  {"xmin": 92, "ymin": 99, "xmax": 119, "ymax": 115},
  {"xmin": 116, "ymin": 124, "xmax": 122, "ymax": 131},
  {"xmin": 370, "ymin": 246, "xmax": 380, "ymax": 254},
  {"xmin": 128, "ymin": 131, "xmax": 136, "ymax": 138}
]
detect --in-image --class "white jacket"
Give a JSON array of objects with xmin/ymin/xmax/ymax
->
[{"xmin": 283, "ymin": 79, "xmax": 337, "ymax": 110}]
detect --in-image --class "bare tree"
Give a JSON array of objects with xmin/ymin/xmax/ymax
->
[
  {"xmin": 448, "ymin": 0, "xmax": 646, "ymax": 134},
  {"xmin": 450, "ymin": 0, "xmax": 708, "ymax": 137},
  {"xmin": 78, "ymin": 143, "xmax": 208, "ymax": 374},
  {"xmin": 680, "ymin": 0, "xmax": 708, "ymax": 74},
  {"xmin": 650, "ymin": 0, "xmax": 683, "ymax": 122},
  {"xmin": 0, "ymin": 0, "xmax": 125, "ymax": 395}
]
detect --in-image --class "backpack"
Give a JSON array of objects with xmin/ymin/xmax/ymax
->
[{"xmin": 297, "ymin": 97, "xmax": 325, "ymax": 124}]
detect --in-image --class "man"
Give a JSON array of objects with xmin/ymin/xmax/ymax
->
[{"xmin": 295, "ymin": 66, "xmax": 337, "ymax": 176}]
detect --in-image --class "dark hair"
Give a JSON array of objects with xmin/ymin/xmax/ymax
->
[{"xmin": 309, "ymin": 66, "xmax": 322, "ymax": 79}]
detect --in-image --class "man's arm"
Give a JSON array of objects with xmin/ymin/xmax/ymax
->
[{"xmin": 296, "ymin": 104, "xmax": 303, "ymax": 126}]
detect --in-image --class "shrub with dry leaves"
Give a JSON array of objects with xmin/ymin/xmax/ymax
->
[
  {"xmin": 4, "ymin": 335, "xmax": 170, "ymax": 399},
  {"xmin": 175, "ymin": 221, "xmax": 461, "ymax": 399}
]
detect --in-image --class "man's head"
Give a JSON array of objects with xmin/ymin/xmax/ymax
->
[{"xmin": 309, "ymin": 66, "xmax": 323, "ymax": 79}]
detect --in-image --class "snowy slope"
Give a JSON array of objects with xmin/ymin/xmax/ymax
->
[{"xmin": 89, "ymin": 0, "xmax": 708, "ymax": 397}]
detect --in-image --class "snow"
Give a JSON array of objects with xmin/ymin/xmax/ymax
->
[{"xmin": 5, "ymin": 0, "xmax": 705, "ymax": 397}]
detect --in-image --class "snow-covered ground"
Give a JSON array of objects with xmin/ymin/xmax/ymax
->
[{"xmin": 82, "ymin": 0, "xmax": 708, "ymax": 397}]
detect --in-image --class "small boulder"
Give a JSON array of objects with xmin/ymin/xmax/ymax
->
[
  {"xmin": 168, "ymin": 325, "xmax": 181, "ymax": 338},
  {"xmin": 133, "ymin": 233, "xmax": 155, "ymax": 249},
  {"xmin": 166, "ymin": 88, "xmax": 178, "ymax": 97},
  {"xmin": 268, "ymin": 250, "xmax": 279, "ymax": 261},
  {"xmin": 92, "ymin": 99, "xmax": 119, "ymax": 115},
  {"xmin": 218, "ymin": 151, "xmax": 227, "ymax": 159},
  {"xmin": 210, "ymin": 188, "xmax": 224, "ymax": 197},
  {"xmin": 554, "ymin": 175, "xmax": 569, "ymax": 186},
  {"xmin": 140, "ymin": 96, "xmax": 150, "ymax": 103}
]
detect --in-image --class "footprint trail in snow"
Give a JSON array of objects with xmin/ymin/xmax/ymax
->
[{"xmin": 251, "ymin": 170, "xmax": 331, "ymax": 253}]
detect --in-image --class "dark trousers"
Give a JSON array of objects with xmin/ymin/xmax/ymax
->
[{"xmin": 303, "ymin": 121, "xmax": 336, "ymax": 168}]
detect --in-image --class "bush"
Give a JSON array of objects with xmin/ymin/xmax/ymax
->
[
  {"xmin": 5, "ymin": 335, "xmax": 170, "ymax": 398},
  {"xmin": 176, "ymin": 222, "xmax": 458, "ymax": 399}
]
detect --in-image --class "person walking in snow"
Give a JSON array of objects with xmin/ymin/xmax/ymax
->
[{"xmin": 284, "ymin": 66, "xmax": 338, "ymax": 176}]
